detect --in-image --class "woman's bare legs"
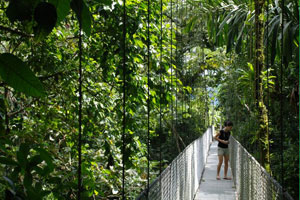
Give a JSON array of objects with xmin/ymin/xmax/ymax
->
[
  {"xmin": 224, "ymin": 154, "xmax": 231, "ymax": 179},
  {"xmin": 217, "ymin": 155, "xmax": 223, "ymax": 180}
]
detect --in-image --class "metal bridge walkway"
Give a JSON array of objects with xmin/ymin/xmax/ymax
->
[
  {"xmin": 137, "ymin": 126, "xmax": 293, "ymax": 200},
  {"xmin": 194, "ymin": 141, "xmax": 236, "ymax": 200}
]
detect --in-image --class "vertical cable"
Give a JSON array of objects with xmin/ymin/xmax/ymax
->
[
  {"xmin": 146, "ymin": 0, "xmax": 151, "ymax": 197},
  {"xmin": 122, "ymin": 0, "xmax": 126, "ymax": 198},
  {"xmin": 170, "ymin": 0, "xmax": 173, "ymax": 137},
  {"xmin": 184, "ymin": 0, "xmax": 188, "ymax": 139},
  {"xmin": 280, "ymin": 0, "xmax": 284, "ymax": 191},
  {"xmin": 159, "ymin": 0, "xmax": 163, "ymax": 181},
  {"xmin": 180, "ymin": 0, "xmax": 184, "ymax": 133},
  {"xmin": 175, "ymin": 0, "xmax": 178, "ymax": 133},
  {"xmin": 170, "ymin": 0, "xmax": 173, "ymax": 197},
  {"xmin": 186, "ymin": 1, "xmax": 190, "ymax": 116},
  {"xmin": 201, "ymin": 18, "xmax": 204, "ymax": 129},
  {"xmin": 204, "ymin": 71, "xmax": 207, "ymax": 127},
  {"xmin": 77, "ymin": 1, "xmax": 83, "ymax": 199},
  {"xmin": 266, "ymin": 0, "xmax": 271, "ymax": 172}
]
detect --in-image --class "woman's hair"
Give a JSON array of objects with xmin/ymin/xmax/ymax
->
[{"xmin": 224, "ymin": 120, "xmax": 233, "ymax": 127}]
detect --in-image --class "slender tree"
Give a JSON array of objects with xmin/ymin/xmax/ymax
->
[{"xmin": 254, "ymin": 0, "xmax": 270, "ymax": 172}]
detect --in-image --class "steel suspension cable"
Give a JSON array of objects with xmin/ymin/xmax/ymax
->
[
  {"xmin": 200, "ymin": 17, "xmax": 204, "ymax": 129},
  {"xmin": 246, "ymin": 6, "xmax": 251, "ymax": 151},
  {"xmin": 122, "ymin": 0, "xmax": 126, "ymax": 198},
  {"xmin": 186, "ymin": 1, "xmax": 190, "ymax": 116},
  {"xmin": 175, "ymin": 0, "xmax": 178, "ymax": 130},
  {"xmin": 280, "ymin": 0, "xmax": 284, "ymax": 191},
  {"xmin": 170, "ymin": 0, "xmax": 173, "ymax": 139},
  {"xmin": 159, "ymin": 0, "xmax": 163, "ymax": 186},
  {"xmin": 180, "ymin": 0, "xmax": 184, "ymax": 133},
  {"xmin": 250, "ymin": 0, "xmax": 258, "ymax": 154},
  {"xmin": 184, "ymin": 0, "xmax": 188, "ymax": 137},
  {"xmin": 266, "ymin": 0, "xmax": 271, "ymax": 171},
  {"xmin": 147, "ymin": 0, "xmax": 151, "ymax": 196},
  {"xmin": 77, "ymin": 3, "xmax": 83, "ymax": 199},
  {"xmin": 169, "ymin": 1, "xmax": 173, "ymax": 198}
]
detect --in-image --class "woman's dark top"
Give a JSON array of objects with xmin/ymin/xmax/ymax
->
[{"xmin": 218, "ymin": 129, "xmax": 231, "ymax": 148}]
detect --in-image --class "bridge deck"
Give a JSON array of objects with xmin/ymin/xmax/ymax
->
[{"xmin": 194, "ymin": 141, "xmax": 237, "ymax": 200}]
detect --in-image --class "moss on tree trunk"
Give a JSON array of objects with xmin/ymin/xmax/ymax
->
[{"xmin": 254, "ymin": 0, "xmax": 271, "ymax": 173}]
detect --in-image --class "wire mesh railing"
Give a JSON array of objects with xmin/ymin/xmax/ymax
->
[
  {"xmin": 136, "ymin": 126, "xmax": 214, "ymax": 200},
  {"xmin": 229, "ymin": 136, "xmax": 294, "ymax": 200}
]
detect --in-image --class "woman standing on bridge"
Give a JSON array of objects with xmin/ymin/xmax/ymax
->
[{"xmin": 214, "ymin": 120, "xmax": 233, "ymax": 180}]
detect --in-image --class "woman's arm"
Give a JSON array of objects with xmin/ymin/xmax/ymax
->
[
  {"xmin": 214, "ymin": 132, "xmax": 220, "ymax": 140},
  {"xmin": 214, "ymin": 132, "xmax": 229, "ymax": 144}
]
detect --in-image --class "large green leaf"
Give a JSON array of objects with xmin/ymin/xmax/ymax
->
[
  {"xmin": 226, "ymin": 27, "xmax": 234, "ymax": 53},
  {"xmin": 270, "ymin": 23, "xmax": 279, "ymax": 65},
  {"xmin": 283, "ymin": 21, "xmax": 293, "ymax": 66},
  {"xmin": 49, "ymin": 0, "xmax": 71, "ymax": 24},
  {"xmin": 71, "ymin": 0, "xmax": 91, "ymax": 36},
  {"xmin": 232, "ymin": 9, "xmax": 245, "ymax": 26},
  {"xmin": 0, "ymin": 53, "xmax": 45, "ymax": 97},
  {"xmin": 17, "ymin": 143, "xmax": 30, "ymax": 167},
  {"xmin": 35, "ymin": 148, "xmax": 54, "ymax": 173},
  {"xmin": 235, "ymin": 13, "xmax": 247, "ymax": 53},
  {"xmin": 6, "ymin": 0, "xmax": 34, "ymax": 22},
  {"xmin": 267, "ymin": 15, "xmax": 280, "ymax": 38},
  {"xmin": 28, "ymin": 155, "xmax": 43, "ymax": 169},
  {"xmin": 34, "ymin": 2, "xmax": 58, "ymax": 39},
  {"xmin": 217, "ymin": 8, "xmax": 238, "ymax": 36},
  {"xmin": 184, "ymin": 16, "xmax": 198, "ymax": 33},
  {"xmin": 23, "ymin": 172, "xmax": 33, "ymax": 188}
]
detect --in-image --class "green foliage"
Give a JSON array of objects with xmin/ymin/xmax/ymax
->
[
  {"xmin": 0, "ymin": 0, "xmax": 297, "ymax": 199},
  {"xmin": 183, "ymin": 0, "xmax": 298, "ymax": 197},
  {"xmin": 49, "ymin": 0, "xmax": 71, "ymax": 25},
  {"xmin": 0, "ymin": 53, "xmax": 45, "ymax": 97},
  {"xmin": 70, "ymin": 0, "xmax": 91, "ymax": 36},
  {"xmin": 0, "ymin": 0, "xmax": 206, "ymax": 198},
  {"xmin": 6, "ymin": 0, "xmax": 35, "ymax": 22},
  {"xmin": 33, "ymin": 2, "xmax": 58, "ymax": 39},
  {"xmin": 0, "ymin": 141, "xmax": 55, "ymax": 199}
]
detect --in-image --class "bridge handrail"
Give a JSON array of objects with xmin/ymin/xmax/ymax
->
[
  {"xmin": 136, "ymin": 126, "xmax": 214, "ymax": 200},
  {"xmin": 229, "ymin": 136, "xmax": 293, "ymax": 200}
]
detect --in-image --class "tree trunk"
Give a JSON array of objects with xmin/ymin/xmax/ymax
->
[{"xmin": 254, "ymin": 0, "xmax": 271, "ymax": 173}]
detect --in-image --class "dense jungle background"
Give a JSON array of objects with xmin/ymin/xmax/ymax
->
[{"xmin": 0, "ymin": 0, "xmax": 298, "ymax": 199}]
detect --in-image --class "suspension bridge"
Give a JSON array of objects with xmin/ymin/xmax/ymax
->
[{"xmin": 137, "ymin": 127, "xmax": 293, "ymax": 200}]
